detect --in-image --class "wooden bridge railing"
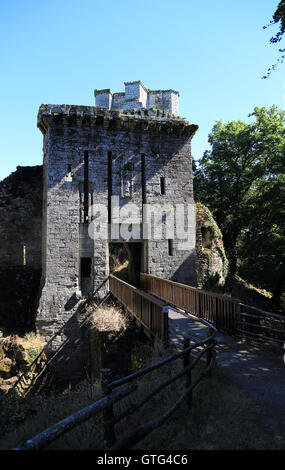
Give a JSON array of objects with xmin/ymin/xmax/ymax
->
[
  {"xmin": 140, "ymin": 273, "xmax": 241, "ymax": 330},
  {"xmin": 109, "ymin": 274, "xmax": 168, "ymax": 345},
  {"xmin": 140, "ymin": 273, "xmax": 285, "ymax": 345}
]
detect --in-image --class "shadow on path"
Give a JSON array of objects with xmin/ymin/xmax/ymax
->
[{"xmin": 168, "ymin": 307, "xmax": 285, "ymax": 439}]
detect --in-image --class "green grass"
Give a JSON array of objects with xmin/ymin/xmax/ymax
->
[{"xmin": 0, "ymin": 340, "xmax": 284, "ymax": 451}]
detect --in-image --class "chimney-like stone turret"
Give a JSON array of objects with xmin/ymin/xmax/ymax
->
[{"xmin": 94, "ymin": 80, "xmax": 180, "ymax": 116}]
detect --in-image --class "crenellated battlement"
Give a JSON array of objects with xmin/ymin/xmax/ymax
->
[
  {"xmin": 94, "ymin": 81, "xmax": 180, "ymax": 116},
  {"xmin": 37, "ymin": 104, "xmax": 197, "ymax": 137}
]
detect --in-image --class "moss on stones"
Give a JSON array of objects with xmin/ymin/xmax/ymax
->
[
  {"xmin": 0, "ymin": 357, "xmax": 14, "ymax": 378},
  {"xmin": 196, "ymin": 202, "xmax": 229, "ymax": 291},
  {"xmin": 0, "ymin": 333, "xmax": 46, "ymax": 392}
]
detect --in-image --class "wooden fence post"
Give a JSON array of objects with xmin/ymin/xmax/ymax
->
[
  {"xmin": 162, "ymin": 305, "xmax": 169, "ymax": 347},
  {"xmin": 101, "ymin": 368, "xmax": 116, "ymax": 449},
  {"xmin": 183, "ymin": 337, "xmax": 192, "ymax": 407},
  {"xmin": 206, "ymin": 327, "xmax": 214, "ymax": 376}
]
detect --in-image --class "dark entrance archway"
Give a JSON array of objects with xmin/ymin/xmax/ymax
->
[
  {"xmin": 109, "ymin": 242, "xmax": 144, "ymax": 287},
  {"xmin": 124, "ymin": 242, "xmax": 143, "ymax": 287}
]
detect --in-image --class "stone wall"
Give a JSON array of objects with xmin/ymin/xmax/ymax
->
[
  {"xmin": 147, "ymin": 90, "xmax": 179, "ymax": 117},
  {"xmin": 0, "ymin": 266, "xmax": 41, "ymax": 331},
  {"xmin": 144, "ymin": 132, "xmax": 196, "ymax": 284},
  {"xmin": 0, "ymin": 166, "xmax": 43, "ymax": 332},
  {"xmin": 95, "ymin": 81, "xmax": 179, "ymax": 115},
  {"xmin": 0, "ymin": 165, "xmax": 42, "ymax": 268},
  {"xmin": 195, "ymin": 202, "xmax": 228, "ymax": 290},
  {"xmin": 36, "ymin": 104, "xmax": 198, "ymax": 344}
]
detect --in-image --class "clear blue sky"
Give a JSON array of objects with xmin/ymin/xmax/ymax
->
[{"xmin": 0, "ymin": 0, "xmax": 284, "ymax": 180}]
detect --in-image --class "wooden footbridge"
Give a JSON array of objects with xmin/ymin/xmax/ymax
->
[{"xmin": 110, "ymin": 273, "xmax": 285, "ymax": 348}]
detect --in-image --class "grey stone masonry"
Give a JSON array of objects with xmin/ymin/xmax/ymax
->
[
  {"xmin": 36, "ymin": 90, "xmax": 198, "ymax": 372},
  {"xmin": 95, "ymin": 81, "xmax": 180, "ymax": 116}
]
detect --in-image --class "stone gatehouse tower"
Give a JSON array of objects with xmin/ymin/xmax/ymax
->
[{"xmin": 36, "ymin": 81, "xmax": 198, "ymax": 340}]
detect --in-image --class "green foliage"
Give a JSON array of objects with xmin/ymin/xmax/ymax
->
[
  {"xmin": 131, "ymin": 351, "xmax": 144, "ymax": 372},
  {"xmin": 263, "ymin": 1, "xmax": 285, "ymax": 78},
  {"xmin": 0, "ymin": 390, "xmax": 38, "ymax": 428},
  {"xmin": 267, "ymin": 0, "xmax": 285, "ymax": 44},
  {"xmin": 195, "ymin": 202, "xmax": 229, "ymax": 290},
  {"xmin": 194, "ymin": 106, "xmax": 285, "ymax": 307},
  {"xmin": 26, "ymin": 347, "xmax": 41, "ymax": 364}
]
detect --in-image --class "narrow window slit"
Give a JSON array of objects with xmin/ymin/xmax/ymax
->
[
  {"xmin": 141, "ymin": 154, "xmax": 146, "ymax": 205},
  {"xmin": 160, "ymin": 177, "xmax": 166, "ymax": 195},
  {"xmin": 66, "ymin": 164, "xmax": 73, "ymax": 181},
  {"xmin": 23, "ymin": 244, "xmax": 26, "ymax": 266},
  {"xmin": 108, "ymin": 151, "xmax": 112, "ymax": 224},
  {"xmin": 81, "ymin": 257, "xmax": 92, "ymax": 278},
  {"xmin": 84, "ymin": 151, "xmax": 89, "ymax": 223},
  {"xmin": 168, "ymin": 239, "xmax": 174, "ymax": 256}
]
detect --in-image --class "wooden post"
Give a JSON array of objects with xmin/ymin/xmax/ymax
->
[
  {"xmin": 90, "ymin": 328, "xmax": 101, "ymax": 381},
  {"xmin": 206, "ymin": 327, "xmax": 214, "ymax": 376},
  {"xmin": 162, "ymin": 305, "xmax": 169, "ymax": 347},
  {"xmin": 101, "ymin": 368, "xmax": 116, "ymax": 449},
  {"xmin": 183, "ymin": 337, "xmax": 192, "ymax": 407}
]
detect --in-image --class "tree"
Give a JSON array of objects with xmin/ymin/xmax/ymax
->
[
  {"xmin": 194, "ymin": 106, "xmax": 285, "ymax": 307},
  {"xmin": 263, "ymin": 0, "xmax": 285, "ymax": 78},
  {"xmin": 238, "ymin": 107, "xmax": 285, "ymax": 308}
]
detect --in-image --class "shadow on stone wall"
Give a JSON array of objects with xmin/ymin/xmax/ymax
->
[
  {"xmin": 0, "ymin": 166, "xmax": 42, "ymax": 268},
  {"xmin": 0, "ymin": 266, "xmax": 41, "ymax": 334},
  {"xmin": 170, "ymin": 251, "xmax": 196, "ymax": 286},
  {"xmin": 41, "ymin": 296, "xmax": 146, "ymax": 390}
]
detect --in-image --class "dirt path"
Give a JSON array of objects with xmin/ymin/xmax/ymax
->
[
  {"xmin": 216, "ymin": 336, "xmax": 285, "ymax": 436},
  {"xmin": 168, "ymin": 308, "xmax": 285, "ymax": 439}
]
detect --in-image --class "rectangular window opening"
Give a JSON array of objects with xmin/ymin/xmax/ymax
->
[
  {"xmin": 81, "ymin": 257, "xmax": 92, "ymax": 278},
  {"xmin": 79, "ymin": 187, "xmax": 83, "ymax": 223},
  {"xmin": 66, "ymin": 164, "xmax": 73, "ymax": 181},
  {"xmin": 23, "ymin": 244, "xmax": 26, "ymax": 266},
  {"xmin": 141, "ymin": 154, "xmax": 146, "ymax": 205},
  {"xmin": 108, "ymin": 151, "xmax": 112, "ymax": 224},
  {"xmin": 160, "ymin": 177, "xmax": 166, "ymax": 195},
  {"xmin": 84, "ymin": 151, "xmax": 89, "ymax": 223},
  {"xmin": 168, "ymin": 239, "xmax": 174, "ymax": 256}
]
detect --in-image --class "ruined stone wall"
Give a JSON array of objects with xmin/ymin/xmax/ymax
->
[
  {"xmin": 0, "ymin": 166, "xmax": 42, "ymax": 330},
  {"xmin": 0, "ymin": 266, "xmax": 41, "ymax": 331},
  {"xmin": 195, "ymin": 202, "xmax": 228, "ymax": 291},
  {"xmin": 0, "ymin": 166, "xmax": 42, "ymax": 268}
]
